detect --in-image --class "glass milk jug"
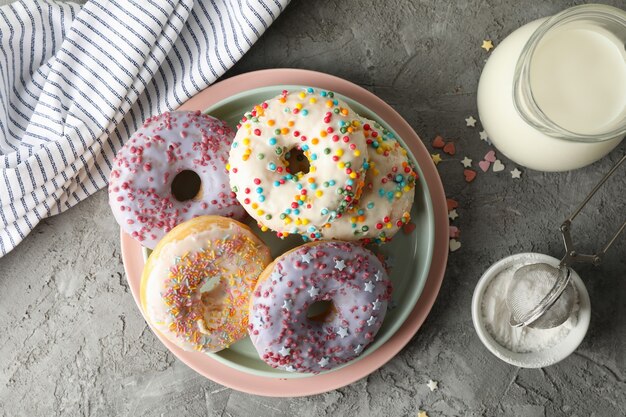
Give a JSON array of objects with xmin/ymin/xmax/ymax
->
[{"xmin": 477, "ymin": 4, "xmax": 626, "ymax": 172}]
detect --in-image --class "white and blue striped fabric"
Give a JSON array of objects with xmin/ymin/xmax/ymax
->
[{"xmin": 0, "ymin": 0, "xmax": 289, "ymax": 257}]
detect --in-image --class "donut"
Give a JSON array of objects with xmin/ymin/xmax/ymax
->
[
  {"xmin": 228, "ymin": 88, "xmax": 369, "ymax": 240},
  {"xmin": 109, "ymin": 110, "xmax": 245, "ymax": 249},
  {"xmin": 141, "ymin": 215, "xmax": 272, "ymax": 353},
  {"xmin": 317, "ymin": 118, "xmax": 418, "ymax": 242},
  {"xmin": 248, "ymin": 241, "xmax": 393, "ymax": 373}
]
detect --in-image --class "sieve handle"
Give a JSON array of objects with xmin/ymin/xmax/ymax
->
[{"xmin": 559, "ymin": 154, "xmax": 626, "ymax": 267}]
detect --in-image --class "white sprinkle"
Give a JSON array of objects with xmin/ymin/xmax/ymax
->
[
  {"xmin": 279, "ymin": 346, "xmax": 291, "ymax": 356},
  {"xmin": 465, "ymin": 116, "xmax": 477, "ymax": 127},
  {"xmin": 301, "ymin": 252, "xmax": 313, "ymax": 263},
  {"xmin": 461, "ymin": 156, "xmax": 473, "ymax": 168},
  {"xmin": 252, "ymin": 315, "xmax": 264, "ymax": 328},
  {"xmin": 448, "ymin": 209, "xmax": 458, "ymax": 221},
  {"xmin": 492, "ymin": 159, "xmax": 505, "ymax": 172},
  {"xmin": 372, "ymin": 299, "xmax": 382, "ymax": 311},
  {"xmin": 337, "ymin": 327, "xmax": 349, "ymax": 338},
  {"xmin": 427, "ymin": 379, "xmax": 439, "ymax": 391},
  {"xmin": 374, "ymin": 270, "xmax": 383, "ymax": 281},
  {"xmin": 307, "ymin": 286, "xmax": 320, "ymax": 297},
  {"xmin": 271, "ymin": 270, "xmax": 284, "ymax": 281},
  {"xmin": 364, "ymin": 281, "xmax": 375, "ymax": 293},
  {"xmin": 335, "ymin": 259, "xmax": 346, "ymax": 271}
]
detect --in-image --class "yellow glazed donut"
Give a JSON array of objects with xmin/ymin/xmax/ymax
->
[
  {"xmin": 318, "ymin": 118, "xmax": 418, "ymax": 243},
  {"xmin": 140, "ymin": 215, "xmax": 271, "ymax": 353},
  {"xmin": 228, "ymin": 88, "xmax": 369, "ymax": 240}
]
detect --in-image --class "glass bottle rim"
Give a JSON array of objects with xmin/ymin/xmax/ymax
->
[{"xmin": 513, "ymin": 4, "xmax": 626, "ymax": 143}]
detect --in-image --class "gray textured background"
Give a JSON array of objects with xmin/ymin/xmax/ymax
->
[{"xmin": 1, "ymin": 0, "xmax": 626, "ymax": 416}]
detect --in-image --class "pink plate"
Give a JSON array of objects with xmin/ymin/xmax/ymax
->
[{"xmin": 120, "ymin": 69, "xmax": 448, "ymax": 397}]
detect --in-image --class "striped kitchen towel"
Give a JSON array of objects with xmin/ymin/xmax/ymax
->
[{"xmin": 0, "ymin": 0, "xmax": 289, "ymax": 257}]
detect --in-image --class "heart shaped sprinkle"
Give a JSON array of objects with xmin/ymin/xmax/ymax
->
[
  {"xmin": 443, "ymin": 142, "xmax": 456, "ymax": 156},
  {"xmin": 478, "ymin": 160, "xmax": 491, "ymax": 172},
  {"xmin": 432, "ymin": 135, "xmax": 445, "ymax": 149},
  {"xmin": 493, "ymin": 159, "xmax": 505, "ymax": 172},
  {"xmin": 484, "ymin": 150, "xmax": 496, "ymax": 163},
  {"xmin": 464, "ymin": 169, "xmax": 477, "ymax": 182},
  {"xmin": 449, "ymin": 239, "xmax": 462, "ymax": 252},
  {"xmin": 449, "ymin": 225, "xmax": 460, "ymax": 238},
  {"xmin": 446, "ymin": 198, "xmax": 459, "ymax": 211}
]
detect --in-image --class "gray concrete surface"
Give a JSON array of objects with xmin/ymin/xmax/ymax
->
[{"xmin": 1, "ymin": 0, "xmax": 626, "ymax": 416}]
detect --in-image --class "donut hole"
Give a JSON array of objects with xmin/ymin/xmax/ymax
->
[
  {"xmin": 199, "ymin": 276, "xmax": 225, "ymax": 325},
  {"xmin": 171, "ymin": 170, "xmax": 202, "ymax": 202},
  {"xmin": 307, "ymin": 299, "xmax": 335, "ymax": 322},
  {"xmin": 284, "ymin": 147, "xmax": 310, "ymax": 175},
  {"xmin": 199, "ymin": 275, "xmax": 220, "ymax": 294}
]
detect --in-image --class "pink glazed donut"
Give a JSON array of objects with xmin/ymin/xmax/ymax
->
[
  {"xmin": 108, "ymin": 111, "xmax": 245, "ymax": 249},
  {"xmin": 248, "ymin": 241, "xmax": 393, "ymax": 373}
]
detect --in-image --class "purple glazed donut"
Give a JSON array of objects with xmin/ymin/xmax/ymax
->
[
  {"xmin": 108, "ymin": 111, "xmax": 245, "ymax": 249},
  {"xmin": 248, "ymin": 241, "xmax": 393, "ymax": 373}
]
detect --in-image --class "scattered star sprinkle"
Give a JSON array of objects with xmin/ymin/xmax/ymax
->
[
  {"xmin": 511, "ymin": 168, "xmax": 522, "ymax": 179},
  {"xmin": 431, "ymin": 153, "xmax": 442, "ymax": 165},
  {"xmin": 481, "ymin": 39, "xmax": 494, "ymax": 51},
  {"xmin": 279, "ymin": 346, "xmax": 291, "ymax": 356},
  {"xmin": 307, "ymin": 286, "xmax": 320, "ymax": 297},
  {"xmin": 285, "ymin": 365, "xmax": 296, "ymax": 372},
  {"xmin": 282, "ymin": 299, "xmax": 292, "ymax": 309},
  {"xmin": 465, "ymin": 116, "xmax": 477, "ymax": 127},
  {"xmin": 372, "ymin": 299, "xmax": 382, "ymax": 311},
  {"xmin": 461, "ymin": 156, "xmax": 472, "ymax": 168},
  {"xmin": 367, "ymin": 315, "xmax": 377, "ymax": 326},
  {"xmin": 479, "ymin": 130, "xmax": 489, "ymax": 141},
  {"xmin": 448, "ymin": 209, "xmax": 458, "ymax": 221},
  {"xmin": 427, "ymin": 379, "xmax": 439, "ymax": 391},
  {"xmin": 374, "ymin": 270, "xmax": 383, "ymax": 281},
  {"xmin": 252, "ymin": 315, "xmax": 264, "ymax": 327},
  {"xmin": 337, "ymin": 327, "xmax": 349, "ymax": 338},
  {"xmin": 300, "ymin": 252, "xmax": 313, "ymax": 263},
  {"xmin": 271, "ymin": 270, "xmax": 284, "ymax": 281},
  {"xmin": 354, "ymin": 344, "xmax": 364, "ymax": 354},
  {"xmin": 318, "ymin": 357, "xmax": 330, "ymax": 367},
  {"xmin": 334, "ymin": 259, "xmax": 346, "ymax": 271},
  {"xmin": 364, "ymin": 281, "xmax": 375, "ymax": 292}
]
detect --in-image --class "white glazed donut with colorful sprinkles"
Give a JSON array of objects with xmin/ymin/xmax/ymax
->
[
  {"xmin": 109, "ymin": 111, "xmax": 245, "ymax": 249},
  {"xmin": 228, "ymin": 88, "xmax": 369, "ymax": 240},
  {"xmin": 248, "ymin": 241, "xmax": 393, "ymax": 373},
  {"xmin": 319, "ymin": 118, "xmax": 418, "ymax": 243}
]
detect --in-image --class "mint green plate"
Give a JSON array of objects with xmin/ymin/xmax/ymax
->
[{"xmin": 144, "ymin": 85, "xmax": 435, "ymax": 378}]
